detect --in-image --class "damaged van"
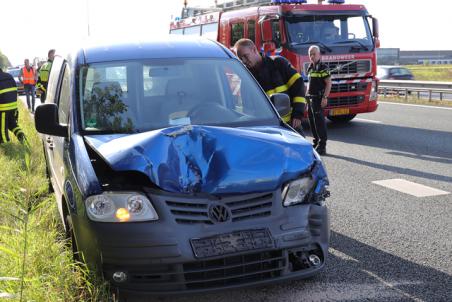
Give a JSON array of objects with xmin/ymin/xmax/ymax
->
[{"xmin": 35, "ymin": 37, "xmax": 330, "ymax": 298}]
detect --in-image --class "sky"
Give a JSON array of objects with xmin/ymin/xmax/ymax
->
[{"xmin": 2, "ymin": 0, "xmax": 451, "ymax": 66}]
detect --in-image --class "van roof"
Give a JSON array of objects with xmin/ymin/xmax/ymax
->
[{"xmin": 77, "ymin": 36, "xmax": 233, "ymax": 64}]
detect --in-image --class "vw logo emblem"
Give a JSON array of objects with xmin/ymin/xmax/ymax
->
[{"xmin": 209, "ymin": 204, "xmax": 230, "ymax": 223}]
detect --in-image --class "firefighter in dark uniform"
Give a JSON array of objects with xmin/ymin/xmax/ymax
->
[
  {"xmin": 0, "ymin": 68, "xmax": 26, "ymax": 144},
  {"xmin": 306, "ymin": 45, "xmax": 332, "ymax": 155},
  {"xmin": 235, "ymin": 39, "xmax": 306, "ymax": 132}
]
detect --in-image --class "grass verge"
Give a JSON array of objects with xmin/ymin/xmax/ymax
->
[
  {"xmin": 0, "ymin": 103, "xmax": 109, "ymax": 301},
  {"xmin": 405, "ymin": 64, "xmax": 452, "ymax": 82}
]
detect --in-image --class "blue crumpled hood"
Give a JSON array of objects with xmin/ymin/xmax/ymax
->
[{"xmin": 84, "ymin": 125, "xmax": 315, "ymax": 194}]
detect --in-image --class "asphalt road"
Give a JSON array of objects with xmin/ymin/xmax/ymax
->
[
  {"xmin": 148, "ymin": 102, "xmax": 452, "ymax": 302},
  {"xmin": 25, "ymin": 97, "xmax": 451, "ymax": 301}
]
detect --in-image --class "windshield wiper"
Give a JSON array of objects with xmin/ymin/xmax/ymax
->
[
  {"xmin": 334, "ymin": 40, "xmax": 369, "ymax": 51},
  {"xmin": 290, "ymin": 41, "xmax": 332, "ymax": 53}
]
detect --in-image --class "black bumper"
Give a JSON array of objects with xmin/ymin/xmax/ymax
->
[{"xmin": 82, "ymin": 190, "xmax": 329, "ymax": 295}]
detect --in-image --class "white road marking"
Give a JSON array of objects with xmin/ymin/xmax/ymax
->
[
  {"xmin": 372, "ymin": 178, "xmax": 450, "ymax": 197},
  {"xmin": 354, "ymin": 118, "xmax": 382, "ymax": 124},
  {"xmin": 380, "ymin": 101, "xmax": 452, "ymax": 110},
  {"xmin": 362, "ymin": 269, "xmax": 424, "ymax": 302}
]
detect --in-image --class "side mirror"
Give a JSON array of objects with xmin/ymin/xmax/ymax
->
[
  {"xmin": 270, "ymin": 93, "xmax": 291, "ymax": 118},
  {"xmin": 260, "ymin": 19, "xmax": 273, "ymax": 42},
  {"xmin": 372, "ymin": 17, "xmax": 379, "ymax": 38},
  {"xmin": 34, "ymin": 103, "xmax": 68, "ymax": 137}
]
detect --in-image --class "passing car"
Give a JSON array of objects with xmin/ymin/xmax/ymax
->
[
  {"xmin": 34, "ymin": 37, "xmax": 330, "ymax": 300},
  {"xmin": 377, "ymin": 65, "xmax": 414, "ymax": 80},
  {"xmin": 6, "ymin": 67, "xmax": 25, "ymax": 94}
]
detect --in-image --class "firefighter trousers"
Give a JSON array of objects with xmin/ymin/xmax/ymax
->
[
  {"xmin": 0, "ymin": 109, "xmax": 26, "ymax": 144},
  {"xmin": 308, "ymin": 98, "xmax": 327, "ymax": 148}
]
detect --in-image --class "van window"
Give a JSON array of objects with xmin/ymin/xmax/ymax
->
[{"xmin": 58, "ymin": 65, "xmax": 71, "ymax": 125}]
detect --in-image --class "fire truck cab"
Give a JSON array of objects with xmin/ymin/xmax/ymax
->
[{"xmin": 170, "ymin": 0, "xmax": 380, "ymax": 123}]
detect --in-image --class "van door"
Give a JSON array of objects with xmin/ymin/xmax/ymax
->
[
  {"xmin": 52, "ymin": 63, "xmax": 71, "ymax": 192},
  {"xmin": 42, "ymin": 56, "xmax": 65, "ymax": 195}
]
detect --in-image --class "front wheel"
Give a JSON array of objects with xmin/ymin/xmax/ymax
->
[{"xmin": 327, "ymin": 114, "xmax": 356, "ymax": 123}]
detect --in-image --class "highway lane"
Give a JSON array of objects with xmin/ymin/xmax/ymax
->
[{"xmin": 146, "ymin": 102, "xmax": 452, "ymax": 302}]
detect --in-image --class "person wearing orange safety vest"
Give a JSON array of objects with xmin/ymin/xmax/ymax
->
[
  {"xmin": 0, "ymin": 67, "xmax": 26, "ymax": 144},
  {"xmin": 19, "ymin": 59, "xmax": 36, "ymax": 113},
  {"xmin": 234, "ymin": 39, "xmax": 306, "ymax": 135},
  {"xmin": 36, "ymin": 49, "xmax": 55, "ymax": 102}
]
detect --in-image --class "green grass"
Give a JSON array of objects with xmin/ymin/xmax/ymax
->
[
  {"xmin": 405, "ymin": 64, "xmax": 452, "ymax": 82},
  {"xmin": 0, "ymin": 103, "xmax": 110, "ymax": 301},
  {"xmin": 379, "ymin": 95, "xmax": 452, "ymax": 107}
]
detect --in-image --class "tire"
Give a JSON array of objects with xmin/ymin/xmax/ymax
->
[
  {"xmin": 327, "ymin": 114, "xmax": 356, "ymax": 123},
  {"xmin": 65, "ymin": 214, "xmax": 80, "ymax": 263},
  {"xmin": 43, "ymin": 150, "xmax": 54, "ymax": 193}
]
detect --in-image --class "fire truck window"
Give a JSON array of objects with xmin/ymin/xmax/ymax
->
[
  {"xmin": 247, "ymin": 20, "xmax": 255, "ymax": 42},
  {"xmin": 231, "ymin": 23, "xmax": 244, "ymax": 46},
  {"xmin": 170, "ymin": 29, "xmax": 184, "ymax": 35},
  {"xmin": 184, "ymin": 25, "xmax": 201, "ymax": 36},
  {"xmin": 201, "ymin": 23, "xmax": 218, "ymax": 40},
  {"xmin": 271, "ymin": 20, "xmax": 281, "ymax": 48}
]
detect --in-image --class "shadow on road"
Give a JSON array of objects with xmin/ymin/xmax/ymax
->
[
  {"xmin": 328, "ymin": 231, "xmax": 452, "ymax": 302},
  {"xmin": 326, "ymin": 120, "xmax": 452, "ymax": 161},
  {"xmin": 327, "ymin": 153, "xmax": 452, "ymax": 183}
]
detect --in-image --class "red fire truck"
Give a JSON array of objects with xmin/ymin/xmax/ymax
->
[{"xmin": 170, "ymin": 0, "xmax": 380, "ymax": 123}]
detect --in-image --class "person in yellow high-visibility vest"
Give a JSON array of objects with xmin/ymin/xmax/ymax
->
[
  {"xmin": 0, "ymin": 67, "xmax": 26, "ymax": 144},
  {"xmin": 19, "ymin": 58, "xmax": 36, "ymax": 113},
  {"xmin": 36, "ymin": 49, "xmax": 55, "ymax": 102}
]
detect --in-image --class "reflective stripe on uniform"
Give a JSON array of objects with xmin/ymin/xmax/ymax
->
[
  {"xmin": 12, "ymin": 127, "xmax": 24, "ymax": 136},
  {"xmin": 266, "ymin": 84, "xmax": 288, "ymax": 95},
  {"xmin": 0, "ymin": 87, "xmax": 17, "ymax": 95},
  {"xmin": 293, "ymin": 96, "xmax": 306, "ymax": 104},
  {"xmin": 282, "ymin": 109, "xmax": 292, "ymax": 122},
  {"xmin": 1, "ymin": 112, "xmax": 7, "ymax": 142},
  {"xmin": 309, "ymin": 71, "xmax": 330, "ymax": 78},
  {"xmin": 287, "ymin": 73, "xmax": 301, "ymax": 89},
  {"xmin": 0, "ymin": 102, "xmax": 18, "ymax": 111},
  {"xmin": 265, "ymin": 72, "xmax": 302, "ymax": 95}
]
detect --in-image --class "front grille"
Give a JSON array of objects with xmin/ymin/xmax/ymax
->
[
  {"xmin": 166, "ymin": 193, "xmax": 273, "ymax": 225},
  {"xmin": 331, "ymin": 82, "xmax": 368, "ymax": 93},
  {"xmin": 184, "ymin": 250, "xmax": 285, "ymax": 289},
  {"xmin": 326, "ymin": 60, "xmax": 371, "ymax": 75},
  {"xmin": 306, "ymin": 60, "xmax": 371, "ymax": 76},
  {"xmin": 328, "ymin": 96, "xmax": 364, "ymax": 107}
]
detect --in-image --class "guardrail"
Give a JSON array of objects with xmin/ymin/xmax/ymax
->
[{"xmin": 378, "ymin": 80, "xmax": 452, "ymax": 101}]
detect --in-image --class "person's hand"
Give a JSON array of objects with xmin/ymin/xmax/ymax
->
[
  {"xmin": 292, "ymin": 118, "xmax": 302, "ymax": 129},
  {"xmin": 321, "ymin": 97, "xmax": 328, "ymax": 108}
]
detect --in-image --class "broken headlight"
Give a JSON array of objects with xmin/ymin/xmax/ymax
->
[
  {"xmin": 282, "ymin": 176, "xmax": 316, "ymax": 207},
  {"xmin": 85, "ymin": 192, "xmax": 159, "ymax": 222}
]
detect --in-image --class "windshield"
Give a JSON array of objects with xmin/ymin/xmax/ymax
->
[
  {"xmin": 79, "ymin": 58, "xmax": 278, "ymax": 133},
  {"xmin": 286, "ymin": 14, "xmax": 373, "ymax": 51}
]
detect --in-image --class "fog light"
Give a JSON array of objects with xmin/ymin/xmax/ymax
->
[
  {"xmin": 112, "ymin": 271, "xmax": 127, "ymax": 283},
  {"xmin": 308, "ymin": 254, "xmax": 321, "ymax": 266}
]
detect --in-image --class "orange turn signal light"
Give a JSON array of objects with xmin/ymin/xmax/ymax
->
[{"xmin": 116, "ymin": 208, "xmax": 130, "ymax": 222}]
